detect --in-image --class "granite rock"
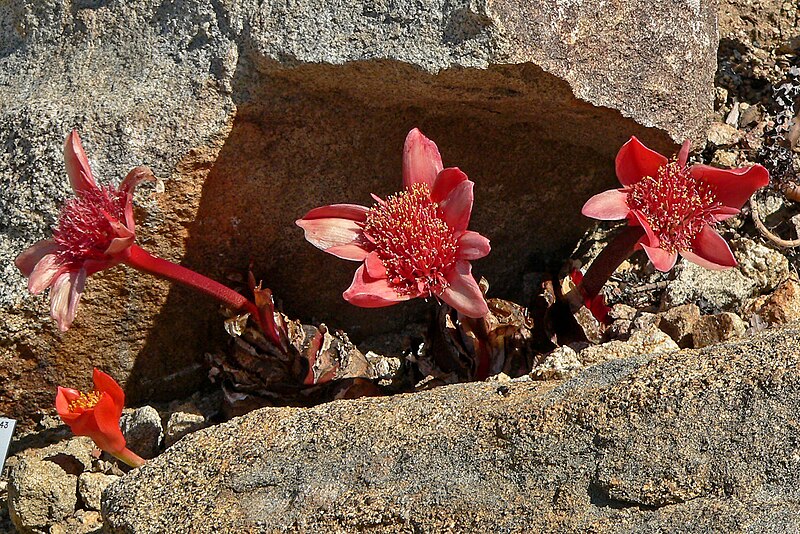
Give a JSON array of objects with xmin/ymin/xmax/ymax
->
[
  {"xmin": 120, "ymin": 406, "xmax": 163, "ymax": 460},
  {"xmin": 656, "ymin": 303, "xmax": 701, "ymax": 348},
  {"xmin": 102, "ymin": 326, "xmax": 800, "ymax": 532},
  {"xmin": 530, "ymin": 345, "xmax": 582, "ymax": 380},
  {"xmin": 706, "ymin": 121, "xmax": 743, "ymax": 146},
  {"xmin": 579, "ymin": 325, "xmax": 679, "ymax": 366},
  {"xmin": 1, "ymin": 0, "xmax": 719, "ymax": 422},
  {"xmin": 691, "ymin": 312, "xmax": 747, "ymax": 348},
  {"xmin": 164, "ymin": 411, "xmax": 207, "ymax": 448},
  {"xmin": 743, "ymin": 278, "xmax": 800, "ymax": 325},
  {"xmin": 662, "ymin": 238, "xmax": 790, "ymax": 313},
  {"xmin": 78, "ymin": 472, "xmax": 120, "ymax": 512},
  {"xmin": 7, "ymin": 457, "xmax": 77, "ymax": 533}
]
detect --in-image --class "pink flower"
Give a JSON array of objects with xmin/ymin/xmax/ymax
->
[
  {"xmin": 297, "ymin": 128, "xmax": 491, "ymax": 318},
  {"xmin": 581, "ymin": 136, "xmax": 769, "ymax": 272},
  {"xmin": 15, "ymin": 131, "xmax": 153, "ymax": 331}
]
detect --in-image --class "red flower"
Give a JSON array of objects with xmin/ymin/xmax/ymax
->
[
  {"xmin": 297, "ymin": 128, "xmax": 490, "ymax": 318},
  {"xmin": 582, "ymin": 136, "xmax": 769, "ymax": 272},
  {"xmin": 55, "ymin": 368, "xmax": 127, "ymax": 456},
  {"xmin": 15, "ymin": 131, "xmax": 153, "ymax": 331}
]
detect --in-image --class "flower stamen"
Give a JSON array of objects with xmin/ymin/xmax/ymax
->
[
  {"xmin": 627, "ymin": 161, "xmax": 721, "ymax": 253},
  {"xmin": 54, "ymin": 186, "xmax": 127, "ymax": 262},
  {"xmin": 68, "ymin": 390, "xmax": 103, "ymax": 412},
  {"xmin": 363, "ymin": 183, "xmax": 458, "ymax": 297}
]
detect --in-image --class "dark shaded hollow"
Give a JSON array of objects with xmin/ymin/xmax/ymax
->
[{"xmin": 127, "ymin": 59, "xmax": 677, "ymax": 403}]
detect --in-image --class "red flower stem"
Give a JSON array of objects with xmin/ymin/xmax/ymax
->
[
  {"xmin": 121, "ymin": 245, "xmax": 280, "ymax": 345},
  {"xmin": 123, "ymin": 244, "xmax": 253, "ymax": 311},
  {"xmin": 577, "ymin": 225, "xmax": 645, "ymax": 301},
  {"xmin": 113, "ymin": 447, "xmax": 146, "ymax": 468}
]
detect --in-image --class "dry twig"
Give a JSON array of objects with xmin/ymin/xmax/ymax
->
[{"xmin": 750, "ymin": 196, "xmax": 800, "ymax": 247}]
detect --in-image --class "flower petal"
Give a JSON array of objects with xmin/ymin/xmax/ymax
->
[
  {"xmin": 124, "ymin": 197, "xmax": 136, "ymax": 231},
  {"xmin": 439, "ymin": 261, "xmax": 488, "ymax": 318},
  {"xmin": 690, "ymin": 164, "xmax": 770, "ymax": 209},
  {"xmin": 63, "ymin": 410, "xmax": 100, "ymax": 436},
  {"xmin": 403, "ymin": 128, "xmax": 443, "ymax": 190},
  {"xmin": 431, "ymin": 167, "xmax": 468, "ymax": 203},
  {"xmin": 640, "ymin": 243, "xmax": 678, "ymax": 272},
  {"xmin": 119, "ymin": 166, "xmax": 155, "ymax": 195},
  {"xmin": 28, "ymin": 253, "xmax": 64, "ymax": 294},
  {"xmin": 104, "ymin": 214, "xmax": 135, "ymax": 240},
  {"xmin": 677, "ymin": 140, "xmax": 691, "ymax": 167},
  {"xmin": 50, "ymin": 269, "xmax": 86, "ymax": 332},
  {"xmin": 364, "ymin": 251, "xmax": 387, "ymax": 278},
  {"xmin": 581, "ymin": 189, "xmax": 630, "ymax": 220},
  {"xmin": 68, "ymin": 269, "xmax": 86, "ymax": 323},
  {"xmin": 104, "ymin": 236, "xmax": 135, "ymax": 256},
  {"xmin": 92, "ymin": 393, "xmax": 127, "ymax": 453},
  {"xmin": 296, "ymin": 205, "xmax": 370, "ymax": 261},
  {"xmin": 456, "ymin": 231, "xmax": 491, "ymax": 260},
  {"xmin": 15, "ymin": 239, "xmax": 59, "ymax": 277},
  {"xmin": 93, "ymin": 368, "xmax": 125, "ymax": 416},
  {"xmin": 55, "ymin": 386, "xmax": 79, "ymax": 418},
  {"xmin": 64, "ymin": 130, "xmax": 98, "ymax": 193},
  {"xmin": 343, "ymin": 264, "xmax": 410, "ymax": 308},
  {"xmin": 683, "ymin": 224, "xmax": 737, "ymax": 269},
  {"xmin": 298, "ymin": 204, "xmax": 369, "ymax": 222},
  {"xmin": 439, "ymin": 180, "xmax": 474, "ymax": 232},
  {"xmin": 712, "ymin": 206, "xmax": 740, "ymax": 222},
  {"xmin": 630, "ymin": 210, "xmax": 660, "ymax": 247},
  {"xmin": 615, "ymin": 136, "xmax": 669, "ymax": 187}
]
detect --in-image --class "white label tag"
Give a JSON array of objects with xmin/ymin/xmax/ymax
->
[{"xmin": 0, "ymin": 418, "xmax": 16, "ymax": 472}]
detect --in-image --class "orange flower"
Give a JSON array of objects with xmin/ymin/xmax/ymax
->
[{"xmin": 55, "ymin": 368, "xmax": 144, "ymax": 467}]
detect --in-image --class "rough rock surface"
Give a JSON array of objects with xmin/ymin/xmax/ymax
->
[
  {"xmin": 4, "ymin": 437, "xmax": 97, "ymax": 533},
  {"xmin": 656, "ymin": 303, "xmax": 701, "ymax": 348},
  {"xmin": 102, "ymin": 325, "xmax": 800, "ymax": 532},
  {"xmin": 691, "ymin": 311, "xmax": 747, "ymax": 348},
  {"xmin": 0, "ymin": 0, "xmax": 719, "ymax": 423},
  {"xmin": 120, "ymin": 406, "xmax": 163, "ymax": 460},
  {"xmin": 78, "ymin": 472, "xmax": 119, "ymax": 512},
  {"xmin": 744, "ymin": 278, "xmax": 800, "ymax": 325},
  {"xmin": 164, "ymin": 411, "xmax": 206, "ymax": 448},
  {"xmin": 7, "ymin": 457, "xmax": 78, "ymax": 533},
  {"xmin": 719, "ymin": 0, "xmax": 799, "ymax": 50},
  {"xmin": 662, "ymin": 238, "xmax": 790, "ymax": 313},
  {"xmin": 530, "ymin": 345, "xmax": 582, "ymax": 380},
  {"xmin": 578, "ymin": 325, "xmax": 679, "ymax": 366}
]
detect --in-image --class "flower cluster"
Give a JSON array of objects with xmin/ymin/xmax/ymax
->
[
  {"xmin": 297, "ymin": 128, "xmax": 491, "ymax": 318},
  {"xmin": 13, "ymin": 127, "xmax": 773, "ymax": 456},
  {"xmin": 16, "ymin": 131, "xmax": 283, "ymax": 347},
  {"xmin": 582, "ymin": 136, "xmax": 769, "ymax": 271},
  {"xmin": 574, "ymin": 136, "xmax": 768, "ymax": 322},
  {"xmin": 15, "ymin": 132, "xmax": 153, "ymax": 331}
]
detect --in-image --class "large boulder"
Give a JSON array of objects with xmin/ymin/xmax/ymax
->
[
  {"xmin": 0, "ymin": 0, "xmax": 719, "ymax": 420},
  {"xmin": 102, "ymin": 325, "xmax": 800, "ymax": 532}
]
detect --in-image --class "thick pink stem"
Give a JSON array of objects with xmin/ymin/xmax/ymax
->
[
  {"xmin": 121, "ymin": 245, "xmax": 282, "ymax": 347},
  {"xmin": 113, "ymin": 446, "xmax": 146, "ymax": 468},
  {"xmin": 123, "ymin": 245, "xmax": 253, "ymax": 311},
  {"xmin": 577, "ymin": 225, "xmax": 645, "ymax": 301}
]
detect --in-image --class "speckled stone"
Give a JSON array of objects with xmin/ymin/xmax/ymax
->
[{"xmin": 103, "ymin": 326, "xmax": 800, "ymax": 532}]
